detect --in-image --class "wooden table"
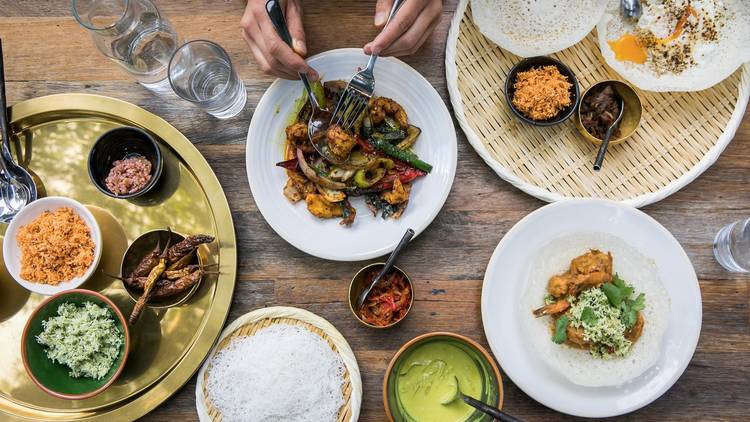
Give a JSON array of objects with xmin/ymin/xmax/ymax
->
[{"xmin": 1, "ymin": 1, "xmax": 748, "ymax": 420}]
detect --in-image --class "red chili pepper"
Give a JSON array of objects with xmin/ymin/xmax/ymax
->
[
  {"xmin": 275, "ymin": 157, "xmax": 299, "ymax": 170},
  {"xmin": 355, "ymin": 135, "xmax": 375, "ymax": 154},
  {"xmin": 382, "ymin": 294, "xmax": 397, "ymax": 311}
]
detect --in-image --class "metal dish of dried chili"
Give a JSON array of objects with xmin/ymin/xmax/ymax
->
[{"xmin": 358, "ymin": 269, "xmax": 412, "ymax": 327}]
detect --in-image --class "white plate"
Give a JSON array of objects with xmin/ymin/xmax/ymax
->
[
  {"xmin": 246, "ymin": 48, "xmax": 457, "ymax": 261},
  {"xmin": 481, "ymin": 199, "xmax": 702, "ymax": 417},
  {"xmin": 3, "ymin": 196, "xmax": 103, "ymax": 295}
]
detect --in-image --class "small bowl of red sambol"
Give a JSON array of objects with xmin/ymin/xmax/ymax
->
[
  {"xmin": 348, "ymin": 263, "xmax": 414, "ymax": 329},
  {"xmin": 88, "ymin": 126, "xmax": 163, "ymax": 199}
]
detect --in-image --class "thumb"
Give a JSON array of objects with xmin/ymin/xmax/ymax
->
[
  {"xmin": 285, "ymin": 0, "xmax": 307, "ymax": 56},
  {"xmin": 374, "ymin": 0, "xmax": 394, "ymax": 27}
]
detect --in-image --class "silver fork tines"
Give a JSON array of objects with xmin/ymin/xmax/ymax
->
[{"xmin": 330, "ymin": 0, "xmax": 404, "ymax": 131}]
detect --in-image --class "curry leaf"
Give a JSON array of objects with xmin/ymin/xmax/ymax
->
[{"xmin": 552, "ymin": 316, "xmax": 570, "ymax": 344}]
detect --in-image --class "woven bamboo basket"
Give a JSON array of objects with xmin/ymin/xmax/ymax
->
[
  {"xmin": 195, "ymin": 306, "xmax": 362, "ymax": 422},
  {"xmin": 446, "ymin": 0, "xmax": 750, "ymax": 207}
]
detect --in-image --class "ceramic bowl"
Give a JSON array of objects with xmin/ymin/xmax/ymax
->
[
  {"xmin": 87, "ymin": 126, "xmax": 163, "ymax": 199},
  {"xmin": 505, "ymin": 56, "xmax": 580, "ymax": 127},
  {"xmin": 575, "ymin": 80, "xmax": 643, "ymax": 146},
  {"xmin": 383, "ymin": 332, "xmax": 504, "ymax": 421},
  {"xmin": 348, "ymin": 263, "xmax": 414, "ymax": 329},
  {"xmin": 3, "ymin": 196, "xmax": 103, "ymax": 295},
  {"xmin": 22, "ymin": 289, "xmax": 129, "ymax": 400}
]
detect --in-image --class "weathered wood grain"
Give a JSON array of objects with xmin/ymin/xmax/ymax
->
[{"xmin": 1, "ymin": 1, "xmax": 749, "ymax": 421}]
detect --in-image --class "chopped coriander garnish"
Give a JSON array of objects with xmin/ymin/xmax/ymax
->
[
  {"xmin": 552, "ymin": 315, "xmax": 570, "ymax": 344},
  {"xmin": 581, "ymin": 306, "xmax": 598, "ymax": 325},
  {"xmin": 601, "ymin": 274, "xmax": 645, "ymax": 329},
  {"xmin": 620, "ymin": 292, "xmax": 645, "ymax": 329}
]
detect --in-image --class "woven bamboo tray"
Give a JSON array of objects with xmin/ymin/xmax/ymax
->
[
  {"xmin": 195, "ymin": 306, "xmax": 362, "ymax": 422},
  {"xmin": 446, "ymin": 0, "xmax": 750, "ymax": 207}
]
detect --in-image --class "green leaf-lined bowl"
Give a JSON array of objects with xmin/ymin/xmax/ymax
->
[{"xmin": 21, "ymin": 289, "xmax": 130, "ymax": 400}]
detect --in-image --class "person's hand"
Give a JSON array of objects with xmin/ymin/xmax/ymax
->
[
  {"xmin": 364, "ymin": 0, "xmax": 442, "ymax": 57},
  {"xmin": 240, "ymin": 0, "xmax": 319, "ymax": 80}
]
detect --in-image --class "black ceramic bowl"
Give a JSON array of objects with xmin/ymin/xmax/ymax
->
[
  {"xmin": 505, "ymin": 56, "xmax": 580, "ymax": 127},
  {"xmin": 88, "ymin": 126, "xmax": 163, "ymax": 199}
]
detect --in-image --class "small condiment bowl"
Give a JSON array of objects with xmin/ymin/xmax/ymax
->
[
  {"xmin": 383, "ymin": 332, "xmax": 504, "ymax": 422},
  {"xmin": 88, "ymin": 126, "xmax": 164, "ymax": 199},
  {"xmin": 348, "ymin": 262, "xmax": 414, "ymax": 329},
  {"xmin": 121, "ymin": 229, "xmax": 205, "ymax": 309},
  {"xmin": 505, "ymin": 56, "xmax": 580, "ymax": 127},
  {"xmin": 2, "ymin": 196, "xmax": 103, "ymax": 296},
  {"xmin": 575, "ymin": 80, "xmax": 643, "ymax": 147},
  {"xmin": 21, "ymin": 289, "xmax": 129, "ymax": 400}
]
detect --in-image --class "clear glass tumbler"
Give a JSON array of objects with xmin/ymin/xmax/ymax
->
[
  {"xmin": 168, "ymin": 40, "xmax": 247, "ymax": 119},
  {"xmin": 713, "ymin": 218, "xmax": 750, "ymax": 272},
  {"xmin": 72, "ymin": 0, "xmax": 180, "ymax": 93}
]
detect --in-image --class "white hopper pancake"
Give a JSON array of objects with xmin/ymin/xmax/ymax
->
[
  {"xmin": 471, "ymin": 0, "xmax": 609, "ymax": 57},
  {"xmin": 520, "ymin": 232, "xmax": 670, "ymax": 387},
  {"xmin": 598, "ymin": 0, "xmax": 750, "ymax": 92}
]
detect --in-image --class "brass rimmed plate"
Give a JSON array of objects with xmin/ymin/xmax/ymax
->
[{"xmin": 0, "ymin": 94, "xmax": 236, "ymax": 421}]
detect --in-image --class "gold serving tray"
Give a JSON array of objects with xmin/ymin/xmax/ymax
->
[{"xmin": 0, "ymin": 94, "xmax": 236, "ymax": 421}]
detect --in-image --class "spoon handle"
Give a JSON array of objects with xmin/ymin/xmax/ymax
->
[
  {"xmin": 357, "ymin": 228, "xmax": 414, "ymax": 308},
  {"xmin": 377, "ymin": 228, "xmax": 414, "ymax": 279},
  {"xmin": 593, "ymin": 124, "xmax": 617, "ymax": 171},
  {"xmin": 0, "ymin": 39, "xmax": 13, "ymax": 175},
  {"xmin": 461, "ymin": 395, "xmax": 525, "ymax": 422},
  {"xmin": 265, "ymin": 1, "xmax": 319, "ymax": 109}
]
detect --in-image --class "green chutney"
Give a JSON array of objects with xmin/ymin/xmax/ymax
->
[{"xmin": 396, "ymin": 341, "xmax": 483, "ymax": 421}]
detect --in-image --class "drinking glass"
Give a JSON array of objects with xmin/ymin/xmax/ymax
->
[
  {"xmin": 168, "ymin": 40, "xmax": 247, "ymax": 119},
  {"xmin": 72, "ymin": 0, "xmax": 180, "ymax": 93},
  {"xmin": 713, "ymin": 218, "xmax": 750, "ymax": 272}
]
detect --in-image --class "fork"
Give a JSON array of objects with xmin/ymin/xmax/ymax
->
[
  {"xmin": 330, "ymin": 0, "xmax": 405, "ymax": 130},
  {"xmin": 265, "ymin": 0, "xmax": 354, "ymax": 166}
]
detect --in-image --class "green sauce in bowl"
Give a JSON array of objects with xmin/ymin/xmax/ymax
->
[{"xmin": 385, "ymin": 333, "xmax": 502, "ymax": 422}]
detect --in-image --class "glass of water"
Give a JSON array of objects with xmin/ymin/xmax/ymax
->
[
  {"xmin": 168, "ymin": 40, "xmax": 247, "ymax": 119},
  {"xmin": 713, "ymin": 218, "xmax": 750, "ymax": 272},
  {"xmin": 72, "ymin": 0, "xmax": 179, "ymax": 93}
]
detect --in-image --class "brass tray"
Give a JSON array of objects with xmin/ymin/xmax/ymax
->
[{"xmin": 0, "ymin": 94, "xmax": 237, "ymax": 421}]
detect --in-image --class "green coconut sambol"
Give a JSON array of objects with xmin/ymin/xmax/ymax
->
[
  {"xmin": 533, "ymin": 250, "xmax": 646, "ymax": 359},
  {"xmin": 36, "ymin": 301, "xmax": 124, "ymax": 379}
]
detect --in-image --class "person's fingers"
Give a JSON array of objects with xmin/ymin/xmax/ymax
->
[
  {"xmin": 374, "ymin": 0, "xmax": 394, "ymax": 27},
  {"xmin": 255, "ymin": 9, "xmax": 319, "ymax": 80},
  {"xmin": 284, "ymin": 0, "xmax": 307, "ymax": 56},
  {"xmin": 242, "ymin": 24, "xmax": 298, "ymax": 80},
  {"xmin": 364, "ymin": 0, "xmax": 426, "ymax": 55},
  {"xmin": 382, "ymin": 11, "xmax": 440, "ymax": 56}
]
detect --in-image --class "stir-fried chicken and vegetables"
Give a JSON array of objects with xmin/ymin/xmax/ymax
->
[
  {"xmin": 533, "ymin": 250, "xmax": 646, "ymax": 358},
  {"xmin": 277, "ymin": 81, "xmax": 432, "ymax": 226}
]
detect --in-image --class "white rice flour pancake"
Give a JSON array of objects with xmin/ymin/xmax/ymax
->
[
  {"xmin": 520, "ymin": 232, "xmax": 670, "ymax": 387},
  {"xmin": 471, "ymin": 0, "xmax": 609, "ymax": 57}
]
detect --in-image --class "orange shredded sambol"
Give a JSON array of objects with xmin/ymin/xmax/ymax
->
[
  {"xmin": 17, "ymin": 207, "xmax": 94, "ymax": 284},
  {"xmin": 512, "ymin": 65, "xmax": 572, "ymax": 121}
]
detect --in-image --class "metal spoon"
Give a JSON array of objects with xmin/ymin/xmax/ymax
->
[
  {"xmin": 356, "ymin": 228, "xmax": 414, "ymax": 310},
  {"xmin": 265, "ymin": 0, "xmax": 346, "ymax": 166},
  {"xmin": 441, "ymin": 375, "xmax": 525, "ymax": 422},
  {"xmin": 0, "ymin": 39, "xmax": 36, "ymax": 221},
  {"xmin": 592, "ymin": 94, "xmax": 626, "ymax": 171},
  {"xmin": 621, "ymin": 0, "xmax": 642, "ymax": 20}
]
